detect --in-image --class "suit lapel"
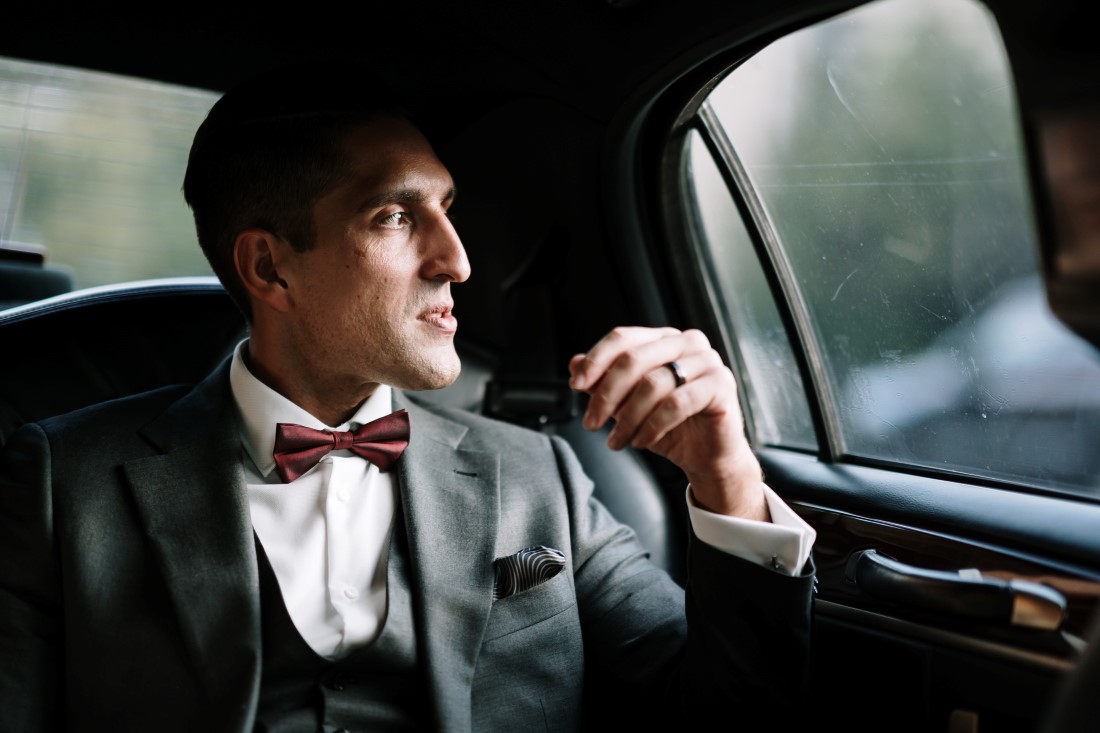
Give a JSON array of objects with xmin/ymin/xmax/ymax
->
[
  {"xmin": 395, "ymin": 394, "xmax": 500, "ymax": 733},
  {"xmin": 118, "ymin": 379, "xmax": 500, "ymax": 730},
  {"xmin": 124, "ymin": 361, "xmax": 261, "ymax": 720}
]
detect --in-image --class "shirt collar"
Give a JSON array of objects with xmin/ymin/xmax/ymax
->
[{"xmin": 228, "ymin": 339, "xmax": 394, "ymax": 478}]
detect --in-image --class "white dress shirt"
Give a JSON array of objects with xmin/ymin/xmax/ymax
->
[
  {"xmin": 228, "ymin": 340, "xmax": 815, "ymax": 659},
  {"xmin": 230, "ymin": 342, "xmax": 398, "ymax": 660}
]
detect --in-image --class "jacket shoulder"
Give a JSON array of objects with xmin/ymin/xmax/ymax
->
[{"xmin": 32, "ymin": 383, "xmax": 194, "ymax": 437}]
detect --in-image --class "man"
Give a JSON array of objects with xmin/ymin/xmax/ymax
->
[{"xmin": 0, "ymin": 66, "xmax": 816, "ymax": 731}]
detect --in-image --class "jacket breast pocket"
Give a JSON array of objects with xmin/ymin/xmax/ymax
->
[{"xmin": 482, "ymin": 570, "xmax": 576, "ymax": 641}]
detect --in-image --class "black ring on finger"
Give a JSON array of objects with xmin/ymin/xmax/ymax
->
[{"xmin": 665, "ymin": 361, "xmax": 687, "ymax": 388}]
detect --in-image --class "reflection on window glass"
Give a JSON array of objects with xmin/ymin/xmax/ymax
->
[
  {"xmin": 0, "ymin": 56, "xmax": 217, "ymax": 301},
  {"xmin": 696, "ymin": 0, "xmax": 1100, "ymax": 496},
  {"xmin": 686, "ymin": 130, "xmax": 815, "ymax": 450}
]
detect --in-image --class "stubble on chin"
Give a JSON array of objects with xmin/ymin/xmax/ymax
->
[{"xmin": 384, "ymin": 343, "xmax": 463, "ymax": 392}]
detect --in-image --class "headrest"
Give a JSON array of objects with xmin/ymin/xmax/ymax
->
[{"xmin": 0, "ymin": 278, "xmax": 246, "ymax": 447}]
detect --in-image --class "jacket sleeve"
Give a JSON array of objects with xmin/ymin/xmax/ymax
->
[
  {"xmin": 0, "ymin": 422, "xmax": 63, "ymax": 732},
  {"xmin": 552, "ymin": 434, "xmax": 815, "ymax": 729}
]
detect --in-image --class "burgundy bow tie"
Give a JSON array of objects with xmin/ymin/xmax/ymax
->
[{"xmin": 272, "ymin": 409, "xmax": 410, "ymax": 483}]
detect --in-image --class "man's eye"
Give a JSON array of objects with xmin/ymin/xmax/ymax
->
[{"xmin": 379, "ymin": 211, "xmax": 411, "ymax": 227}]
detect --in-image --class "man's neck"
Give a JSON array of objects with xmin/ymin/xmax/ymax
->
[{"xmin": 241, "ymin": 341, "xmax": 378, "ymax": 427}]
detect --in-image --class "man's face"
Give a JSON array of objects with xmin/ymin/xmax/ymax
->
[{"xmin": 280, "ymin": 117, "xmax": 470, "ymax": 394}]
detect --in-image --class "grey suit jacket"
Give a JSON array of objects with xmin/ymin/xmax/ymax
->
[{"xmin": 0, "ymin": 360, "xmax": 815, "ymax": 732}]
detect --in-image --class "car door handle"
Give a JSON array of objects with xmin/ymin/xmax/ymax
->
[{"xmin": 845, "ymin": 549, "xmax": 1066, "ymax": 630}]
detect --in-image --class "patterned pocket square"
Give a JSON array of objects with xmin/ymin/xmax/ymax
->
[{"xmin": 493, "ymin": 545, "xmax": 566, "ymax": 600}]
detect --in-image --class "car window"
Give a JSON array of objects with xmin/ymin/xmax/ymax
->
[
  {"xmin": 0, "ymin": 55, "xmax": 217, "ymax": 296},
  {"xmin": 678, "ymin": 0, "xmax": 1100, "ymax": 499}
]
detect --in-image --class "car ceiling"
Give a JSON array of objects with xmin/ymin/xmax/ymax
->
[{"xmin": 1, "ymin": 2, "xmax": 861, "ymax": 114}]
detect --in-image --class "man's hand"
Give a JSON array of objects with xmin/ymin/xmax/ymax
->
[{"xmin": 568, "ymin": 327, "xmax": 769, "ymax": 522}]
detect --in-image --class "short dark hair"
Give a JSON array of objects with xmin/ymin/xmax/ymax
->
[{"xmin": 182, "ymin": 63, "xmax": 410, "ymax": 319}]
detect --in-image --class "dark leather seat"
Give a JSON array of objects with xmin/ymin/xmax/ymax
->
[
  {"xmin": 0, "ymin": 278, "xmax": 683, "ymax": 580},
  {"xmin": 0, "ymin": 278, "xmax": 246, "ymax": 446},
  {"xmin": 0, "ymin": 262, "xmax": 73, "ymax": 310}
]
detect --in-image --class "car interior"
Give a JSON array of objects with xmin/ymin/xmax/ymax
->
[{"xmin": 3, "ymin": 0, "xmax": 1100, "ymax": 731}]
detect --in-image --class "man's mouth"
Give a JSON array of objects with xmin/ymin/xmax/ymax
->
[{"xmin": 421, "ymin": 304, "xmax": 457, "ymax": 333}]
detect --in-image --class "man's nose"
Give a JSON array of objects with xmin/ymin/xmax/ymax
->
[{"xmin": 423, "ymin": 210, "xmax": 471, "ymax": 283}]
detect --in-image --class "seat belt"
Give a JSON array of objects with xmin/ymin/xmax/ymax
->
[{"xmin": 482, "ymin": 224, "xmax": 578, "ymax": 430}]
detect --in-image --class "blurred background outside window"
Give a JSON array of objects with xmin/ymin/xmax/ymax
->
[
  {"xmin": 688, "ymin": 0, "xmax": 1100, "ymax": 498},
  {"xmin": 0, "ymin": 55, "xmax": 216, "ymax": 306}
]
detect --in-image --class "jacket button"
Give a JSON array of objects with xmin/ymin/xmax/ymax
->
[{"xmin": 327, "ymin": 673, "xmax": 347, "ymax": 691}]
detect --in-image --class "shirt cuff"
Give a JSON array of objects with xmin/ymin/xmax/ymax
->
[{"xmin": 686, "ymin": 484, "xmax": 816, "ymax": 576}]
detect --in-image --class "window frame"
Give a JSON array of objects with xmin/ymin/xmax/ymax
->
[{"xmin": 659, "ymin": 37, "xmax": 1100, "ymax": 502}]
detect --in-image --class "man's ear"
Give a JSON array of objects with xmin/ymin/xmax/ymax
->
[{"xmin": 234, "ymin": 228, "xmax": 293, "ymax": 314}]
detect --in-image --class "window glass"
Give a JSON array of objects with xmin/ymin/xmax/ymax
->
[
  {"xmin": 0, "ymin": 56, "xmax": 217, "ymax": 300},
  {"xmin": 689, "ymin": 0, "xmax": 1100, "ymax": 497},
  {"xmin": 686, "ymin": 129, "xmax": 815, "ymax": 449}
]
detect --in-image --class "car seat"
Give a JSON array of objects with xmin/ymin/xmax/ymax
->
[{"xmin": 0, "ymin": 242, "xmax": 74, "ymax": 310}]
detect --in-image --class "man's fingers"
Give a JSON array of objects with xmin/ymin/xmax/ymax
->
[
  {"xmin": 569, "ymin": 327, "xmax": 758, "ymax": 513},
  {"xmin": 603, "ymin": 352, "xmax": 704, "ymax": 442},
  {"xmin": 569, "ymin": 326, "xmax": 682, "ymax": 391},
  {"xmin": 606, "ymin": 353, "xmax": 729, "ymax": 450},
  {"xmin": 577, "ymin": 329, "xmax": 715, "ymax": 431},
  {"xmin": 606, "ymin": 380, "xmax": 695, "ymax": 451}
]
